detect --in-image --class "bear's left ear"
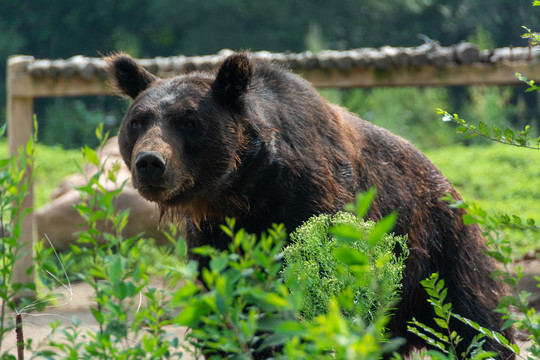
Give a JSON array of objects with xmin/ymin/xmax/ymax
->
[
  {"xmin": 212, "ymin": 53, "xmax": 252, "ymax": 110},
  {"xmin": 105, "ymin": 53, "xmax": 157, "ymax": 99}
]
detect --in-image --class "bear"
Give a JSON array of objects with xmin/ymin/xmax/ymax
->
[{"xmin": 106, "ymin": 52, "xmax": 515, "ymax": 358}]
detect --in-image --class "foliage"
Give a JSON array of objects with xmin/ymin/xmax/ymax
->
[
  {"xmin": 2, "ymin": 0, "xmax": 540, "ymax": 149},
  {"xmin": 424, "ymin": 15, "xmax": 540, "ymax": 355},
  {"xmin": 0, "ymin": 120, "xmax": 37, "ymax": 355},
  {"xmin": 282, "ymin": 209, "xmax": 408, "ymax": 322},
  {"xmin": 0, "ymin": 140, "xmax": 79, "ymax": 208},
  {"xmin": 438, "ymin": 194, "xmax": 540, "ymax": 358},
  {"xmin": 321, "ymin": 84, "xmax": 532, "ymax": 150},
  {"xmin": 30, "ymin": 126, "xmax": 184, "ymax": 359},
  {"xmin": 167, "ymin": 191, "xmax": 404, "ymax": 359},
  {"xmin": 425, "ymin": 144, "xmax": 539, "ymax": 227},
  {"xmin": 439, "ymin": 108, "xmax": 540, "ymax": 150},
  {"xmin": 408, "ymin": 273, "xmax": 519, "ymax": 359},
  {"xmin": 40, "ymin": 98, "xmax": 120, "ymax": 150}
]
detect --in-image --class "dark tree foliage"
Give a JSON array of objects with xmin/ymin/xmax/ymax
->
[{"xmin": 1, "ymin": 0, "xmax": 538, "ymax": 146}]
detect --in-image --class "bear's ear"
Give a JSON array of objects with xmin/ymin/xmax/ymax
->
[
  {"xmin": 105, "ymin": 54, "xmax": 157, "ymax": 99},
  {"xmin": 212, "ymin": 53, "xmax": 252, "ymax": 109}
]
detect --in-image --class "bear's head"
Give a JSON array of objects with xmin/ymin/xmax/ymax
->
[{"xmin": 106, "ymin": 53, "xmax": 254, "ymax": 216}]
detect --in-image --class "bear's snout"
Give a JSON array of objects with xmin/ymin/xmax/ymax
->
[{"xmin": 135, "ymin": 151, "xmax": 167, "ymax": 181}]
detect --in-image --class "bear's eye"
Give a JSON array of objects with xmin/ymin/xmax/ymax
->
[{"xmin": 129, "ymin": 120, "xmax": 141, "ymax": 130}]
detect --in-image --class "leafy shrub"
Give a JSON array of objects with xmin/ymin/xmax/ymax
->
[
  {"xmin": 0, "ymin": 122, "xmax": 37, "ymax": 356},
  {"xmin": 167, "ymin": 195, "xmax": 406, "ymax": 359},
  {"xmin": 408, "ymin": 272, "xmax": 519, "ymax": 359},
  {"xmin": 282, "ymin": 210, "xmax": 408, "ymax": 322}
]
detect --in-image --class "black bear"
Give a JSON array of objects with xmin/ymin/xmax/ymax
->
[{"xmin": 106, "ymin": 52, "xmax": 514, "ymax": 358}]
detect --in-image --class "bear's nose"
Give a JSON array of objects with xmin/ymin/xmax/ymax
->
[{"xmin": 135, "ymin": 151, "xmax": 167, "ymax": 180}]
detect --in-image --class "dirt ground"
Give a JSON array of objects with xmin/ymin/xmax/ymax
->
[
  {"xmin": 2, "ymin": 260, "xmax": 540, "ymax": 359},
  {"xmin": 1, "ymin": 279, "xmax": 198, "ymax": 359}
]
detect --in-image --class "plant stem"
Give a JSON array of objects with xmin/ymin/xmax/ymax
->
[
  {"xmin": 0, "ymin": 201, "xmax": 7, "ymax": 353},
  {"xmin": 16, "ymin": 313, "xmax": 24, "ymax": 360}
]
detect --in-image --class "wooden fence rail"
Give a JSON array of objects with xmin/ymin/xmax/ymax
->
[{"xmin": 6, "ymin": 42, "xmax": 540, "ymax": 287}]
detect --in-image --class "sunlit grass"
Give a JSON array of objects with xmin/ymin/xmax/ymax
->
[{"xmin": 0, "ymin": 140, "xmax": 80, "ymax": 208}]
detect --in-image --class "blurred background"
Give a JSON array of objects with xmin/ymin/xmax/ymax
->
[
  {"xmin": 1, "ymin": 0, "xmax": 539, "ymax": 228},
  {"xmin": 1, "ymin": 0, "xmax": 538, "ymax": 150}
]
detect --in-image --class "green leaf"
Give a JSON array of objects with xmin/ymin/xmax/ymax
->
[
  {"xmin": 455, "ymin": 125, "xmax": 468, "ymax": 134},
  {"xmin": 492, "ymin": 125, "xmax": 502, "ymax": 140},
  {"xmin": 334, "ymin": 247, "xmax": 368, "ymax": 266},
  {"xmin": 95, "ymin": 123, "xmax": 103, "ymax": 142},
  {"xmin": 274, "ymin": 321, "xmax": 306, "ymax": 335},
  {"xmin": 503, "ymin": 128, "xmax": 515, "ymax": 141},
  {"xmin": 215, "ymin": 293, "xmax": 227, "ymax": 315},
  {"xmin": 0, "ymin": 158, "xmax": 10, "ymax": 168},
  {"xmin": 330, "ymin": 224, "xmax": 366, "ymax": 245},
  {"xmin": 83, "ymin": 145, "xmax": 100, "ymax": 166},
  {"xmin": 259, "ymin": 333, "xmax": 290, "ymax": 351},
  {"xmin": 434, "ymin": 317, "xmax": 448, "ymax": 329},
  {"xmin": 210, "ymin": 256, "xmax": 228, "ymax": 273},
  {"xmin": 108, "ymin": 256, "xmax": 123, "ymax": 283},
  {"xmin": 262, "ymin": 293, "xmax": 289, "ymax": 308},
  {"xmin": 478, "ymin": 121, "xmax": 489, "ymax": 136},
  {"xmin": 174, "ymin": 304, "xmax": 210, "ymax": 326},
  {"xmin": 172, "ymin": 282, "xmax": 199, "ymax": 302},
  {"xmin": 368, "ymin": 212, "xmax": 397, "ymax": 246},
  {"xmin": 356, "ymin": 187, "xmax": 376, "ymax": 219},
  {"xmin": 91, "ymin": 307, "xmax": 104, "ymax": 324}
]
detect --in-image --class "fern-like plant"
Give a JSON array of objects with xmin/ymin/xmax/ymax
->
[{"xmin": 282, "ymin": 209, "xmax": 408, "ymax": 323}]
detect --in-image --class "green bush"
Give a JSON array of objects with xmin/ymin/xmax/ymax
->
[{"xmin": 282, "ymin": 211, "xmax": 408, "ymax": 322}]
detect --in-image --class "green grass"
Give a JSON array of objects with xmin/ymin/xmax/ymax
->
[
  {"xmin": 0, "ymin": 140, "xmax": 81, "ymax": 208},
  {"xmin": 0, "ymin": 140, "xmax": 537, "ymax": 228},
  {"xmin": 425, "ymin": 144, "xmax": 540, "ymax": 222}
]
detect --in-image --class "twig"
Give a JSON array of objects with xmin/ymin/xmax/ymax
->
[{"xmin": 16, "ymin": 313, "xmax": 24, "ymax": 360}]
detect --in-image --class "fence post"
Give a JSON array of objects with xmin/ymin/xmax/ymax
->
[{"xmin": 7, "ymin": 56, "xmax": 36, "ymax": 291}]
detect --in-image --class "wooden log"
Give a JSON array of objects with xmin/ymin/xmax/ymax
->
[
  {"xmin": 334, "ymin": 51, "xmax": 354, "ymax": 70},
  {"xmin": 370, "ymin": 48, "xmax": 393, "ymax": 69},
  {"xmin": 191, "ymin": 56, "xmax": 215, "ymax": 72},
  {"xmin": 479, "ymin": 49, "xmax": 494, "ymax": 63},
  {"xmin": 379, "ymin": 46, "xmax": 404, "ymax": 67},
  {"xmin": 389, "ymin": 47, "xmax": 410, "ymax": 67},
  {"xmin": 317, "ymin": 50, "xmax": 338, "ymax": 70},
  {"xmin": 79, "ymin": 62, "xmax": 96, "ymax": 80},
  {"xmin": 155, "ymin": 56, "xmax": 172, "ymax": 76},
  {"xmin": 138, "ymin": 58, "xmax": 158, "ymax": 75},
  {"xmin": 93, "ymin": 59, "xmax": 108, "ymax": 78},
  {"xmin": 454, "ymin": 42, "xmax": 480, "ymax": 64},
  {"xmin": 302, "ymin": 51, "xmax": 320, "ymax": 70},
  {"xmin": 509, "ymin": 47, "xmax": 532, "ymax": 61},
  {"xmin": 28, "ymin": 59, "xmax": 50, "ymax": 78},
  {"xmin": 427, "ymin": 47, "xmax": 454, "ymax": 67},
  {"xmin": 490, "ymin": 47, "xmax": 512, "ymax": 63},
  {"xmin": 302, "ymin": 62, "xmax": 540, "ymax": 88},
  {"xmin": 48, "ymin": 60, "xmax": 64, "ymax": 78},
  {"xmin": 348, "ymin": 48, "xmax": 373, "ymax": 68},
  {"xmin": 7, "ymin": 56, "xmax": 36, "ymax": 292},
  {"xmin": 407, "ymin": 43, "xmax": 432, "ymax": 67},
  {"xmin": 168, "ymin": 56, "xmax": 183, "ymax": 74}
]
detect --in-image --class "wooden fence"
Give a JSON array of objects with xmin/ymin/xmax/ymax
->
[{"xmin": 7, "ymin": 42, "xmax": 540, "ymax": 286}]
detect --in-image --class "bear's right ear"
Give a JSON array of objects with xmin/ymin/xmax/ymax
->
[
  {"xmin": 212, "ymin": 53, "xmax": 252, "ymax": 110},
  {"xmin": 105, "ymin": 54, "xmax": 157, "ymax": 99}
]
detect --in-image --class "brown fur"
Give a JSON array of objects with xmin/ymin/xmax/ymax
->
[{"xmin": 106, "ymin": 53, "xmax": 515, "ymax": 358}]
